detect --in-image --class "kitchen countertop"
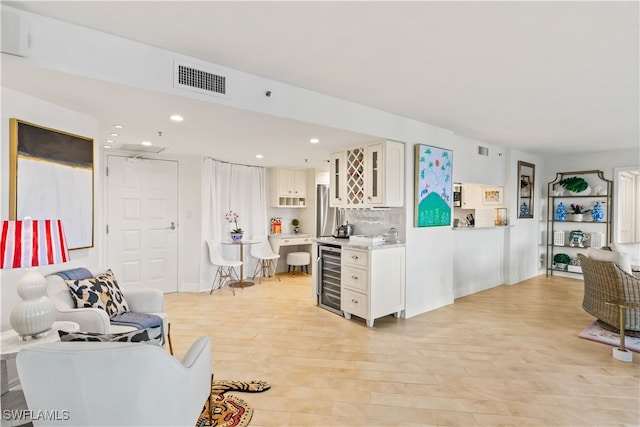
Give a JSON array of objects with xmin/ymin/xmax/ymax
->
[
  {"xmin": 314, "ymin": 236, "xmax": 405, "ymax": 250},
  {"xmin": 452, "ymin": 225, "xmax": 513, "ymax": 230}
]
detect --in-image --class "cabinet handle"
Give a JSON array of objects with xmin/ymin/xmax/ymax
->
[
  {"xmin": 352, "ymin": 255, "xmax": 359, "ymax": 260},
  {"xmin": 352, "ymin": 299, "xmax": 359, "ymax": 304},
  {"xmin": 351, "ymin": 275, "xmax": 359, "ymax": 280},
  {"xmin": 368, "ymin": 196, "xmax": 372, "ymax": 200}
]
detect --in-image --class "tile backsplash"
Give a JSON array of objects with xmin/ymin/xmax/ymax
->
[{"xmin": 341, "ymin": 208, "xmax": 405, "ymax": 241}]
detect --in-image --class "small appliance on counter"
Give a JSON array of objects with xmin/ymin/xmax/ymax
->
[{"xmin": 333, "ymin": 222, "xmax": 354, "ymax": 239}]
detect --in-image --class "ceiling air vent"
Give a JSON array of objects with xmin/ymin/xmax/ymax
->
[
  {"xmin": 174, "ymin": 60, "xmax": 227, "ymax": 97},
  {"xmin": 477, "ymin": 146, "xmax": 489, "ymax": 156},
  {"xmin": 117, "ymin": 144, "xmax": 166, "ymax": 154}
]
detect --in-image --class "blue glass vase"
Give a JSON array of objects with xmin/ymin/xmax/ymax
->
[
  {"xmin": 520, "ymin": 202, "xmax": 529, "ymax": 216},
  {"xmin": 591, "ymin": 202, "xmax": 604, "ymax": 222},
  {"xmin": 555, "ymin": 202, "xmax": 567, "ymax": 221}
]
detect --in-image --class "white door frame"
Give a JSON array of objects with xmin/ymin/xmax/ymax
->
[
  {"xmin": 613, "ymin": 165, "xmax": 640, "ymax": 243},
  {"xmin": 103, "ymin": 152, "xmax": 180, "ymax": 292}
]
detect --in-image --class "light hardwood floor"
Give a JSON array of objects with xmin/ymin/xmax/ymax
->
[{"xmin": 165, "ymin": 274, "xmax": 640, "ymax": 427}]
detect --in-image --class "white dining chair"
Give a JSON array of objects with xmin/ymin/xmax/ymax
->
[
  {"xmin": 251, "ymin": 235, "xmax": 281, "ymax": 283},
  {"xmin": 206, "ymin": 240, "xmax": 242, "ymax": 295}
]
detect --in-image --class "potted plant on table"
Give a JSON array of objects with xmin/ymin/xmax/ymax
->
[
  {"xmin": 225, "ymin": 210, "xmax": 243, "ymax": 241},
  {"xmin": 291, "ymin": 218, "xmax": 300, "ymax": 234},
  {"xmin": 569, "ymin": 204, "xmax": 591, "ymax": 222}
]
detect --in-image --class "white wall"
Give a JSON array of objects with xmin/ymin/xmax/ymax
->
[
  {"xmin": 178, "ymin": 156, "xmax": 203, "ymax": 291},
  {"xmin": 0, "ymin": 89, "xmax": 101, "ymax": 330},
  {"xmin": 506, "ymin": 149, "xmax": 546, "ymax": 284}
]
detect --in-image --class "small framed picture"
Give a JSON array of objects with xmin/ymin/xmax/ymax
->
[{"xmin": 482, "ymin": 187, "xmax": 503, "ymax": 205}]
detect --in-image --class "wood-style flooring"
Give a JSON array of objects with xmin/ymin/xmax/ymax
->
[{"xmin": 165, "ymin": 273, "xmax": 640, "ymax": 427}]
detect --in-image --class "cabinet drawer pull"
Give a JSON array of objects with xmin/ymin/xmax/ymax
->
[
  {"xmin": 352, "ymin": 255, "xmax": 359, "ymax": 260},
  {"xmin": 351, "ymin": 275, "xmax": 359, "ymax": 280},
  {"xmin": 352, "ymin": 299, "xmax": 359, "ymax": 304}
]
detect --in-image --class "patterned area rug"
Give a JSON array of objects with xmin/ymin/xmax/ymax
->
[
  {"xmin": 579, "ymin": 321, "xmax": 640, "ymax": 352},
  {"xmin": 196, "ymin": 379, "xmax": 271, "ymax": 427}
]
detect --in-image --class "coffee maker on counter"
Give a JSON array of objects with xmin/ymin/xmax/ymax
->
[{"xmin": 333, "ymin": 222, "xmax": 354, "ymax": 239}]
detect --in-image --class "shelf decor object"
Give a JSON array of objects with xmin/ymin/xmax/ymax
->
[
  {"xmin": 553, "ymin": 231, "xmax": 565, "ymax": 246},
  {"xmin": 0, "ymin": 218, "xmax": 70, "ymax": 340},
  {"xmin": 592, "ymin": 202, "xmax": 605, "ymax": 222},
  {"xmin": 555, "ymin": 202, "xmax": 567, "ymax": 221},
  {"xmin": 546, "ymin": 170, "xmax": 612, "ymax": 277},
  {"xmin": 590, "ymin": 232, "xmax": 605, "ymax": 249}
]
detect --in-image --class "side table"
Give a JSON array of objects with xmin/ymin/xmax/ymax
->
[
  {"xmin": 604, "ymin": 300, "xmax": 640, "ymax": 362},
  {"xmin": 221, "ymin": 240, "xmax": 257, "ymax": 288},
  {"xmin": 1, "ymin": 321, "xmax": 79, "ymax": 427}
]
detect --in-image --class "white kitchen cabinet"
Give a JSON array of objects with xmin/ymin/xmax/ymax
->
[
  {"xmin": 340, "ymin": 246, "xmax": 405, "ymax": 327},
  {"xmin": 329, "ymin": 151, "xmax": 345, "ymax": 206},
  {"xmin": 461, "ymin": 183, "xmax": 483, "ymax": 208},
  {"xmin": 364, "ymin": 141, "xmax": 404, "ymax": 207},
  {"xmin": 330, "ymin": 140, "xmax": 404, "ymax": 208},
  {"xmin": 269, "ymin": 167, "xmax": 307, "ymax": 207}
]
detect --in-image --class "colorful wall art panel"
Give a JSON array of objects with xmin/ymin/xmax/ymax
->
[{"xmin": 414, "ymin": 144, "xmax": 453, "ymax": 227}]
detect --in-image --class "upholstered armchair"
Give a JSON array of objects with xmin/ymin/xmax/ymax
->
[
  {"xmin": 17, "ymin": 336, "xmax": 212, "ymax": 426},
  {"xmin": 46, "ymin": 268, "xmax": 170, "ymax": 342},
  {"xmin": 578, "ymin": 253, "xmax": 640, "ymax": 335}
]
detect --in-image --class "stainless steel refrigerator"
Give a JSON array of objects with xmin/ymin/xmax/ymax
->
[{"xmin": 316, "ymin": 184, "xmax": 336, "ymax": 237}]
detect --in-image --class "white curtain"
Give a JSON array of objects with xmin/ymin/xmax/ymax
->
[{"xmin": 199, "ymin": 158, "xmax": 268, "ymax": 290}]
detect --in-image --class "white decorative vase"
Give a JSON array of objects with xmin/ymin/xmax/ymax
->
[
  {"xmin": 572, "ymin": 214, "xmax": 584, "ymax": 222},
  {"xmin": 10, "ymin": 268, "xmax": 56, "ymax": 340}
]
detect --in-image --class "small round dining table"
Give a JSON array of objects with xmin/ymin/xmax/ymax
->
[{"xmin": 221, "ymin": 239, "xmax": 257, "ymax": 288}]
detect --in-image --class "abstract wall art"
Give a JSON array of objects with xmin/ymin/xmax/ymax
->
[
  {"xmin": 10, "ymin": 119, "xmax": 94, "ymax": 249},
  {"xmin": 414, "ymin": 144, "xmax": 453, "ymax": 227}
]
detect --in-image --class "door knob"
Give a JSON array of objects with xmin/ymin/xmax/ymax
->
[{"xmin": 167, "ymin": 221, "xmax": 176, "ymax": 230}]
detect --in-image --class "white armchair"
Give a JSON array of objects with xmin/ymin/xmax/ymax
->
[
  {"xmin": 46, "ymin": 268, "xmax": 170, "ymax": 343},
  {"xmin": 17, "ymin": 336, "xmax": 212, "ymax": 426}
]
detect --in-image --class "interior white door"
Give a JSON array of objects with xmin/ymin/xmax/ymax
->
[{"xmin": 106, "ymin": 155, "xmax": 178, "ymax": 293}]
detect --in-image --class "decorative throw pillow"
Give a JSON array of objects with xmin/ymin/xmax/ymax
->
[
  {"xmin": 103, "ymin": 269, "xmax": 129, "ymax": 315},
  {"xmin": 587, "ymin": 247, "xmax": 632, "ymax": 274},
  {"xmin": 66, "ymin": 270, "xmax": 129, "ymax": 318},
  {"xmin": 58, "ymin": 327, "xmax": 162, "ymax": 346}
]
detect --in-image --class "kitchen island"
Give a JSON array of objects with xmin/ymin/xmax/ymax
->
[{"xmin": 314, "ymin": 237, "xmax": 406, "ymax": 327}]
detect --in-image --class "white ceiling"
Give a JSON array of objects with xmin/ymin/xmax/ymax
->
[{"xmin": 2, "ymin": 1, "xmax": 639, "ymax": 167}]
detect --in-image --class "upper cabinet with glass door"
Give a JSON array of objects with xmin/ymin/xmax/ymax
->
[{"xmin": 330, "ymin": 140, "xmax": 405, "ymax": 208}]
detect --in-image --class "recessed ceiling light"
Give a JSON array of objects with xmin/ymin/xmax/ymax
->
[
  {"xmin": 310, "ymin": 138, "xmax": 320, "ymax": 144},
  {"xmin": 255, "ymin": 154, "xmax": 264, "ymax": 159},
  {"xmin": 110, "ymin": 133, "xmax": 119, "ymax": 137},
  {"xmin": 113, "ymin": 125, "xmax": 124, "ymax": 129},
  {"xmin": 141, "ymin": 141, "xmax": 152, "ymax": 146},
  {"xmin": 103, "ymin": 145, "xmax": 112, "ymax": 149},
  {"xmin": 170, "ymin": 115, "xmax": 184, "ymax": 122},
  {"xmin": 106, "ymin": 139, "xmax": 114, "ymax": 143}
]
